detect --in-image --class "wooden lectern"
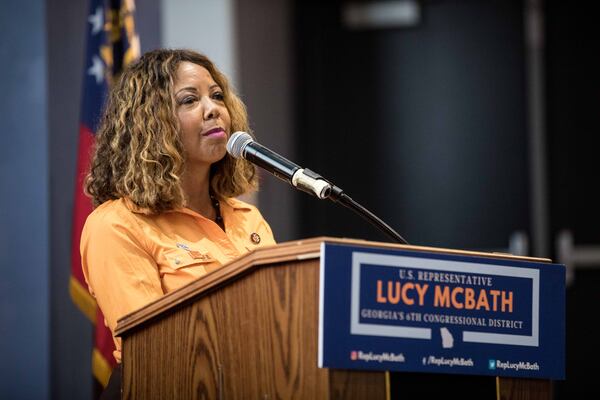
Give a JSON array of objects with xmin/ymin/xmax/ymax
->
[{"xmin": 114, "ymin": 237, "xmax": 553, "ymax": 399}]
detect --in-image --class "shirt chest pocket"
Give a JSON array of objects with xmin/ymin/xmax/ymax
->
[{"xmin": 160, "ymin": 248, "xmax": 220, "ymax": 275}]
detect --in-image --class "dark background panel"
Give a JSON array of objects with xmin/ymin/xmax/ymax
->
[
  {"xmin": 546, "ymin": 0, "xmax": 600, "ymax": 397},
  {"xmin": 294, "ymin": 0, "xmax": 529, "ymax": 250},
  {"xmin": 293, "ymin": 0, "xmax": 599, "ymax": 397},
  {"xmin": 546, "ymin": 0, "xmax": 600, "ymax": 245}
]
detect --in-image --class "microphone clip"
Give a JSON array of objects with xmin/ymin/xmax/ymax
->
[{"xmin": 291, "ymin": 168, "xmax": 332, "ymax": 199}]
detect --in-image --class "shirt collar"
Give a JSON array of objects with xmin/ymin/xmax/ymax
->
[
  {"xmin": 122, "ymin": 197, "xmax": 153, "ymax": 215},
  {"xmin": 221, "ymin": 197, "xmax": 253, "ymax": 211}
]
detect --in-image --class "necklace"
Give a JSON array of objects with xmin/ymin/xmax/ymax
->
[{"xmin": 209, "ymin": 191, "xmax": 225, "ymax": 231}]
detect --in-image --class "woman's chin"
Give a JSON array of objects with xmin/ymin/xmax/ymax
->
[{"xmin": 188, "ymin": 149, "xmax": 227, "ymax": 167}]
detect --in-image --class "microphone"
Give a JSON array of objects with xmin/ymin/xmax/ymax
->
[{"xmin": 227, "ymin": 132, "xmax": 332, "ymax": 199}]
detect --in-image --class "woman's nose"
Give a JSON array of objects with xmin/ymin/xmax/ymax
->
[{"xmin": 202, "ymin": 98, "xmax": 220, "ymax": 120}]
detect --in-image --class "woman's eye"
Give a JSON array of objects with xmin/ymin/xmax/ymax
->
[
  {"xmin": 180, "ymin": 96, "xmax": 196, "ymax": 105},
  {"xmin": 212, "ymin": 92, "xmax": 225, "ymax": 101}
]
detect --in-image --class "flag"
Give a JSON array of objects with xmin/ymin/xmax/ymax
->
[{"xmin": 70, "ymin": 0, "xmax": 140, "ymax": 387}]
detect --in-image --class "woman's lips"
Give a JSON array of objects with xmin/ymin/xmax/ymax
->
[{"xmin": 202, "ymin": 127, "xmax": 226, "ymax": 138}]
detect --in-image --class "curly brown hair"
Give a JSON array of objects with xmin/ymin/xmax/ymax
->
[{"xmin": 85, "ymin": 49, "xmax": 257, "ymax": 213}]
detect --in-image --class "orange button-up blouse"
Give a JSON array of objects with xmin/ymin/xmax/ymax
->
[{"xmin": 80, "ymin": 197, "xmax": 276, "ymax": 362}]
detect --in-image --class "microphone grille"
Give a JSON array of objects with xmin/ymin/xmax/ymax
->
[{"xmin": 227, "ymin": 131, "xmax": 254, "ymax": 158}]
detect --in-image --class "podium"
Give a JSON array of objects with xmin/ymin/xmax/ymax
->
[{"xmin": 114, "ymin": 237, "xmax": 554, "ymax": 399}]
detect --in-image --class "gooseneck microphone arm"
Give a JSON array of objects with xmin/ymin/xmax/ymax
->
[
  {"xmin": 326, "ymin": 185, "xmax": 408, "ymax": 245},
  {"xmin": 226, "ymin": 132, "xmax": 409, "ymax": 245}
]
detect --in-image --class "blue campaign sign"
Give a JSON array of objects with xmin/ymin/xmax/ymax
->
[{"xmin": 318, "ymin": 242, "xmax": 565, "ymax": 379}]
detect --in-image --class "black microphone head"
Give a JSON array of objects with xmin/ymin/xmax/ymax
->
[{"xmin": 227, "ymin": 131, "xmax": 254, "ymax": 159}]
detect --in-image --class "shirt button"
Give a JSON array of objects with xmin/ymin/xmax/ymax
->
[
  {"xmin": 175, "ymin": 258, "xmax": 181, "ymax": 265},
  {"xmin": 250, "ymin": 232, "xmax": 261, "ymax": 244}
]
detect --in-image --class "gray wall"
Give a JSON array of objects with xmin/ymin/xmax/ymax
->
[
  {"xmin": 0, "ymin": 0, "xmax": 50, "ymax": 398},
  {"xmin": 47, "ymin": 1, "xmax": 92, "ymax": 397}
]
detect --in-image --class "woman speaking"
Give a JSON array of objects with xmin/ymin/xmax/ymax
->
[{"xmin": 80, "ymin": 48, "xmax": 276, "ymax": 396}]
